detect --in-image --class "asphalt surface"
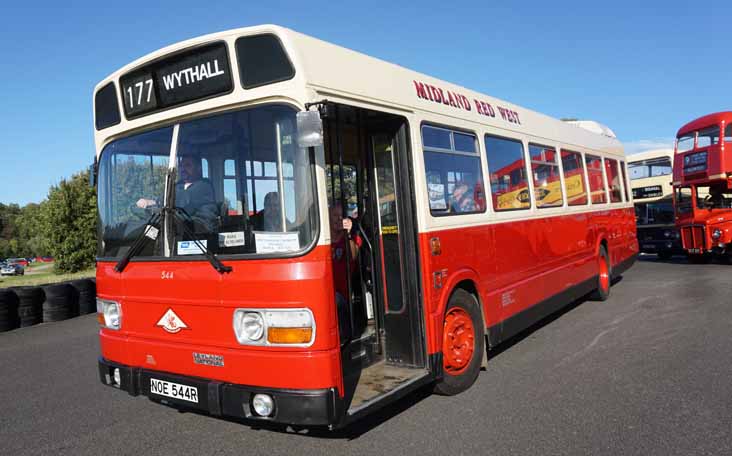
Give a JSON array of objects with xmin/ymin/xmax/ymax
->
[{"xmin": 1, "ymin": 256, "xmax": 731, "ymax": 456}]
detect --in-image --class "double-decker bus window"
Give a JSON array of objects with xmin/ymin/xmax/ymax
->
[
  {"xmin": 529, "ymin": 144, "xmax": 562, "ymax": 208},
  {"xmin": 422, "ymin": 126, "xmax": 485, "ymax": 216},
  {"xmin": 677, "ymin": 133, "xmax": 695, "ymax": 152},
  {"xmin": 235, "ymin": 34, "xmax": 296, "ymax": 89},
  {"xmin": 675, "ymin": 187, "xmax": 692, "ymax": 214},
  {"xmin": 724, "ymin": 124, "xmax": 732, "ymax": 142},
  {"xmin": 620, "ymin": 161, "xmax": 630, "ymax": 201},
  {"xmin": 560, "ymin": 150, "xmax": 588, "ymax": 206},
  {"xmin": 628, "ymin": 156, "xmax": 672, "ymax": 180},
  {"xmin": 585, "ymin": 154, "xmax": 607, "ymax": 204},
  {"xmin": 605, "ymin": 158, "xmax": 623, "ymax": 203},
  {"xmin": 485, "ymin": 135, "xmax": 529, "ymax": 211},
  {"xmin": 697, "ymin": 126, "xmax": 720, "ymax": 148},
  {"xmin": 97, "ymin": 126, "xmax": 173, "ymax": 258}
]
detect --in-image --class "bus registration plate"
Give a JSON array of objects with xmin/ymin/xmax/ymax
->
[{"xmin": 150, "ymin": 378, "xmax": 199, "ymax": 404}]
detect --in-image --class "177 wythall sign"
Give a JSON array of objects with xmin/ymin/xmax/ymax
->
[{"xmin": 120, "ymin": 42, "xmax": 233, "ymax": 118}]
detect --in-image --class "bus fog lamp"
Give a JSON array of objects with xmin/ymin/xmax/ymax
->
[
  {"xmin": 664, "ymin": 230, "xmax": 672, "ymax": 238},
  {"xmin": 113, "ymin": 368, "xmax": 121, "ymax": 386},
  {"xmin": 251, "ymin": 394, "xmax": 274, "ymax": 417}
]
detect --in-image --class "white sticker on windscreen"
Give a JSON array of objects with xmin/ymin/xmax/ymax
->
[
  {"xmin": 218, "ymin": 231, "xmax": 246, "ymax": 248},
  {"xmin": 177, "ymin": 240, "xmax": 207, "ymax": 255}
]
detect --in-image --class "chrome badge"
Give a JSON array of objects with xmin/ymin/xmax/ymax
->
[
  {"xmin": 156, "ymin": 308, "xmax": 189, "ymax": 334},
  {"xmin": 193, "ymin": 352, "xmax": 224, "ymax": 367}
]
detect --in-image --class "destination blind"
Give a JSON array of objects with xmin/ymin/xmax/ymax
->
[{"xmin": 120, "ymin": 42, "xmax": 233, "ymax": 118}]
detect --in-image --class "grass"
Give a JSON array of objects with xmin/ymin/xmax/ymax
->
[{"xmin": 0, "ymin": 263, "xmax": 95, "ymax": 289}]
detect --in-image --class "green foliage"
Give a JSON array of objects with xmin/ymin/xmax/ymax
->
[{"xmin": 39, "ymin": 170, "xmax": 97, "ymax": 273}]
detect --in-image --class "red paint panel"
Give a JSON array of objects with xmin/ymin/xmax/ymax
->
[
  {"xmin": 97, "ymin": 245, "xmax": 343, "ymax": 392},
  {"xmin": 420, "ymin": 207, "xmax": 637, "ymax": 355}
]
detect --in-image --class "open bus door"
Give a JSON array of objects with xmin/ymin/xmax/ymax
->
[{"xmin": 323, "ymin": 104, "xmax": 429, "ymax": 420}]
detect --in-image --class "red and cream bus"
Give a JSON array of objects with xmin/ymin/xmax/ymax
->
[
  {"xmin": 92, "ymin": 25, "xmax": 638, "ymax": 428},
  {"xmin": 672, "ymin": 112, "xmax": 732, "ymax": 262}
]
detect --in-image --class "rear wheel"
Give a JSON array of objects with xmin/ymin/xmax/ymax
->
[
  {"xmin": 434, "ymin": 289, "xmax": 485, "ymax": 396},
  {"xmin": 589, "ymin": 245, "xmax": 610, "ymax": 301}
]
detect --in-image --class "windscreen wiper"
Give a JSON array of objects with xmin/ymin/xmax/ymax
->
[
  {"xmin": 166, "ymin": 206, "xmax": 232, "ymax": 274},
  {"xmin": 114, "ymin": 210, "xmax": 162, "ymax": 273}
]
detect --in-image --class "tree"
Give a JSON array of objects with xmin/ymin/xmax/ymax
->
[{"xmin": 39, "ymin": 170, "xmax": 97, "ymax": 272}]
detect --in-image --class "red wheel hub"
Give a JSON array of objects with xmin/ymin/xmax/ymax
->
[
  {"xmin": 442, "ymin": 307, "xmax": 475, "ymax": 376},
  {"xmin": 599, "ymin": 255, "xmax": 610, "ymax": 292}
]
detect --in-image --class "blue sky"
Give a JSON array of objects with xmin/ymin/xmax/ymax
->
[{"xmin": 1, "ymin": 1, "xmax": 731, "ymax": 205}]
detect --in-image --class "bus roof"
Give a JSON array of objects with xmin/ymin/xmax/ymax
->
[
  {"xmin": 627, "ymin": 149, "xmax": 674, "ymax": 163},
  {"xmin": 94, "ymin": 24, "xmax": 623, "ymax": 157},
  {"xmin": 677, "ymin": 112, "xmax": 732, "ymax": 137}
]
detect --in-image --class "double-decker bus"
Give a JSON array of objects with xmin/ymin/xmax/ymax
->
[
  {"xmin": 92, "ymin": 25, "xmax": 638, "ymax": 428},
  {"xmin": 628, "ymin": 149, "xmax": 680, "ymax": 259},
  {"xmin": 672, "ymin": 112, "xmax": 732, "ymax": 262}
]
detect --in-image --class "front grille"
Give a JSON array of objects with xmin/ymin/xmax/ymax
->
[{"xmin": 681, "ymin": 225, "xmax": 705, "ymax": 250}]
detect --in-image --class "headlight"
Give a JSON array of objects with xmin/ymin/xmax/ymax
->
[
  {"xmin": 96, "ymin": 299, "xmax": 122, "ymax": 330},
  {"xmin": 233, "ymin": 308, "xmax": 315, "ymax": 346},
  {"xmin": 712, "ymin": 228, "xmax": 722, "ymax": 240},
  {"xmin": 663, "ymin": 230, "xmax": 672, "ymax": 238}
]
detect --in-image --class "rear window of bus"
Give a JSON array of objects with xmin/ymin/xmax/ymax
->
[
  {"xmin": 585, "ymin": 154, "xmax": 607, "ymax": 204},
  {"xmin": 485, "ymin": 135, "xmax": 530, "ymax": 211},
  {"xmin": 560, "ymin": 150, "xmax": 588, "ymax": 206},
  {"xmin": 422, "ymin": 125, "xmax": 485, "ymax": 216}
]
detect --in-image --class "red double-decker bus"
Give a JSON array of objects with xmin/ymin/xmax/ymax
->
[
  {"xmin": 92, "ymin": 25, "xmax": 638, "ymax": 428},
  {"xmin": 672, "ymin": 112, "xmax": 732, "ymax": 262}
]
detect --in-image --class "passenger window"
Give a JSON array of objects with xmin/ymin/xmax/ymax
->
[
  {"xmin": 561, "ymin": 150, "xmax": 588, "ymax": 206},
  {"xmin": 725, "ymin": 124, "xmax": 732, "ymax": 142},
  {"xmin": 529, "ymin": 144, "xmax": 562, "ymax": 208},
  {"xmin": 585, "ymin": 154, "xmax": 607, "ymax": 204},
  {"xmin": 620, "ymin": 161, "xmax": 630, "ymax": 202},
  {"xmin": 605, "ymin": 158, "xmax": 623, "ymax": 203},
  {"xmin": 675, "ymin": 187, "xmax": 692, "ymax": 214},
  {"xmin": 422, "ymin": 126, "xmax": 485, "ymax": 216},
  {"xmin": 485, "ymin": 135, "xmax": 529, "ymax": 211}
]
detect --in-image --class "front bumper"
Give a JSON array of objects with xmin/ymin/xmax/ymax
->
[{"xmin": 98, "ymin": 357, "xmax": 339, "ymax": 426}]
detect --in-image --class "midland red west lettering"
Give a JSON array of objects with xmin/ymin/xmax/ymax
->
[
  {"xmin": 414, "ymin": 80, "xmax": 471, "ymax": 113},
  {"xmin": 414, "ymin": 80, "xmax": 523, "ymax": 126}
]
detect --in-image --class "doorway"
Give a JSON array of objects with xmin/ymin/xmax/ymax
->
[{"xmin": 323, "ymin": 104, "xmax": 427, "ymax": 413}]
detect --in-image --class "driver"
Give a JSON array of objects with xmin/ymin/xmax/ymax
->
[
  {"xmin": 705, "ymin": 184, "xmax": 726, "ymax": 209},
  {"xmin": 136, "ymin": 155, "xmax": 217, "ymax": 227}
]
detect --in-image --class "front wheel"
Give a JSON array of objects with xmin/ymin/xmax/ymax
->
[
  {"xmin": 589, "ymin": 245, "xmax": 611, "ymax": 301},
  {"xmin": 433, "ymin": 289, "xmax": 485, "ymax": 396}
]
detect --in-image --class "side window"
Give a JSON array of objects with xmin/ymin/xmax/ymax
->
[
  {"xmin": 725, "ymin": 124, "xmax": 732, "ymax": 142},
  {"xmin": 605, "ymin": 158, "xmax": 623, "ymax": 203},
  {"xmin": 620, "ymin": 160, "xmax": 630, "ymax": 202},
  {"xmin": 529, "ymin": 144, "xmax": 562, "ymax": 208},
  {"xmin": 422, "ymin": 125, "xmax": 485, "ymax": 216},
  {"xmin": 586, "ymin": 154, "xmax": 607, "ymax": 204},
  {"xmin": 485, "ymin": 135, "xmax": 529, "ymax": 211},
  {"xmin": 561, "ymin": 150, "xmax": 588, "ymax": 206}
]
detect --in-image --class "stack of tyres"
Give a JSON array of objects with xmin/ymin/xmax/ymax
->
[
  {"xmin": 42, "ymin": 284, "xmax": 73, "ymax": 322},
  {"xmin": 0, "ymin": 289, "xmax": 20, "ymax": 332},
  {"xmin": 15, "ymin": 287, "xmax": 44, "ymax": 327},
  {"xmin": 70, "ymin": 279, "xmax": 96, "ymax": 315}
]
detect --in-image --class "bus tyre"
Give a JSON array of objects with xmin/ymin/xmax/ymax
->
[
  {"xmin": 0, "ymin": 289, "xmax": 20, "ymax": 332},
  {"xmin": 589, "ymin": 246, "xmax": 611, "ymax": 301},
  {"xmin": 434, "ymin": 289, "xmax": 484, "ymax": 396}
]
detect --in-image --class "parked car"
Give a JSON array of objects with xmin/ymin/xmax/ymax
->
[
  {"xmin": 0, "ymin": 263, "xmax": 24, "ymax": 276},
  {"xmin": 7, "ymin": 258, "xmax": 29, "ymax": 267}
]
